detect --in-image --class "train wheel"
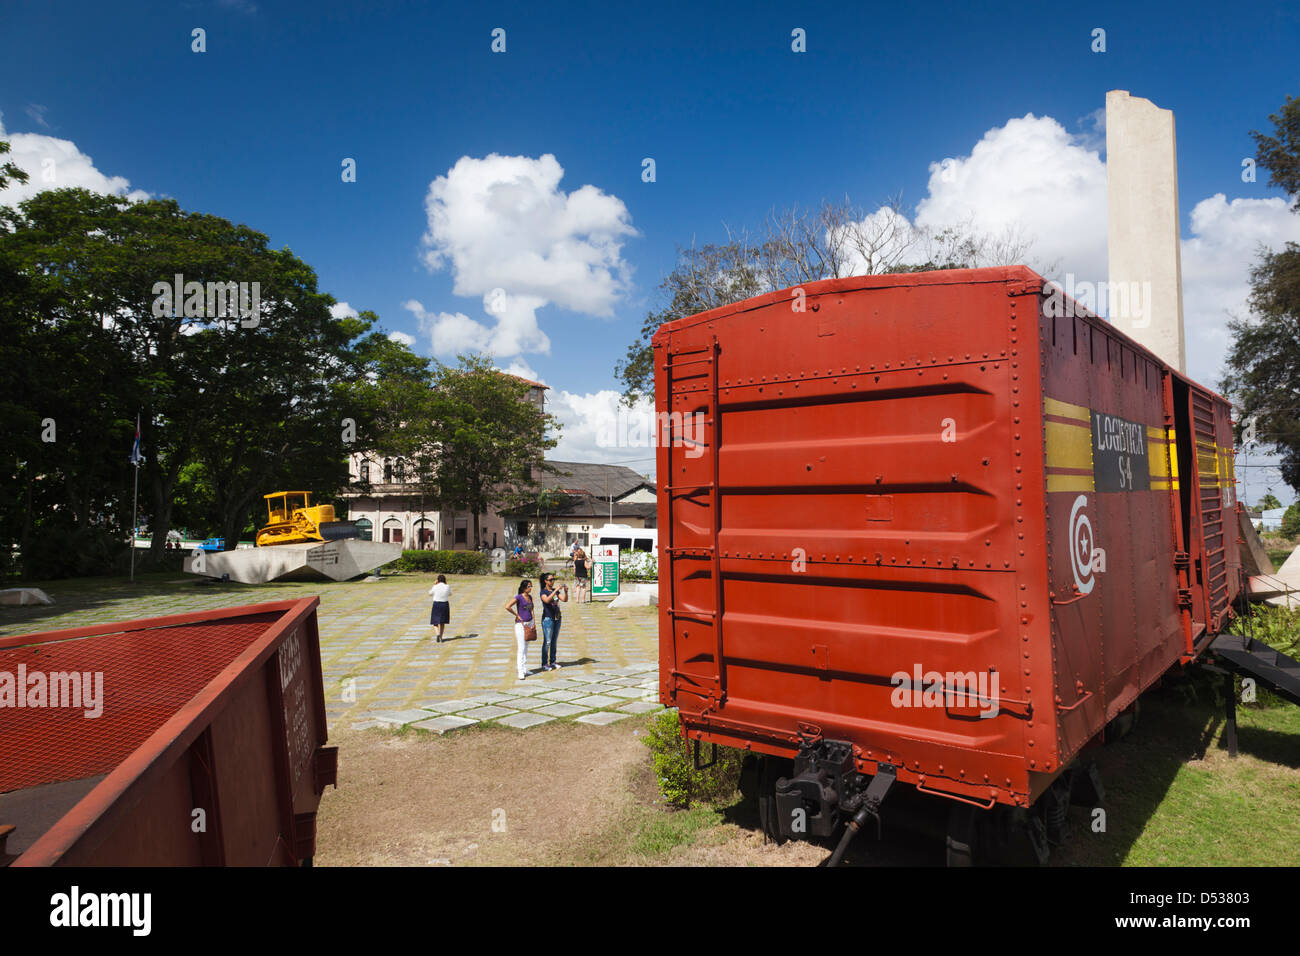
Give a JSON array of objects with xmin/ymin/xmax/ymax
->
[
  {"xmin": 1104, "ymin": 698, "xmax": 1141, "ymax": 742},
  {"xmin": 945, "ymin": 804, "xmax": 979, "ymax": 866},
  {"xmin": 957, "ymin": 805, "xmax": 1051, "ymax": 866},
  {"xmin": 756, "ymin": 756, "xmax": 792, "ymax": 845},
  {"xmin": 993, "ymin": 807, "xmax": 1051, "ymax": 865}
]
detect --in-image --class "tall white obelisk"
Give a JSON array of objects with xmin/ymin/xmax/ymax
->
[{"xmin": 1106, "ymin": 90, "xmax": 1186, "ymax": 374}]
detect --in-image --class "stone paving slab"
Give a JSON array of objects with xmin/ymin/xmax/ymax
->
[
  {"xmin": 606, "ymin": 686, "xmax": 650, "ymax": 699},
  {"xmin": 496, "ymin": 712, "xmax": 556, "ymax": 729},
  {"xmin": 538, "ymin": 690, "xmax": 584, "ymax": 702},
  {"xmin": 493, "ymin": 696, "xmax": 539, "ymax": 709},
  {"xmin": 575, "ymin": 711, "xmax": 629, "ymax": 726},
  {"xmin": 418, "ymin": 698, "xmax": 479, "ymax": 713},
  {"xmin": 370, "ymin": 708, "xmax": 440, "ymax": 726},
  {"xmin": 534, "ymin": 702, "xmax": 591, "ymax": 717},
  {"xmin": 410, "ymin": 715, "xmax": 478, "ymax": 734},
  {"xmin": 535, "ymin": 678, "xmax": 589, "ymax": 690},
  {"xmin": 571, "ymin": 694, "xmax": 622, "ymax": 708},
  {"xmin": 460, "ymin": 705, "xmax": 519, "ymax": 720},
  {"xmin": 618, "ymin": 701, "xmax": 663, "ymax": 714}
]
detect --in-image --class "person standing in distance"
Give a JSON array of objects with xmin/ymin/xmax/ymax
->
[
  {"xmin": 504, "ymin": 579, "xmax": 536, "ymax": 680},
  {"xmin": 429, "ymin": 574, "xmax": 451, "ymax": 642},
  {"xmin": 573, "ymin": 546, "xmax": 590, "ymax": 604},
  {"xmin": 538, "ymin": 572, "xmax": 568, "ymax": 670}
]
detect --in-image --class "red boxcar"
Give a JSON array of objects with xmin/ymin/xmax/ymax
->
[
  {"xmin": 0, "ymin": 598, "xmax": 337, "ymax": 866},
  {"xmin": 653, "ymin": 266, "xmax": 1239, "ymax": 862}
]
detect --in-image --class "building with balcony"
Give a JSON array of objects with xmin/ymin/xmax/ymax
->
[{"xmin": 339, "ymin": 377, "xmax": 548, "ymax": 550}]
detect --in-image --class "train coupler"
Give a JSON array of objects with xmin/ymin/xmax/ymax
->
[{"xmin": 773, "ymin": 739, "xmax": 888, "ymax": 840}]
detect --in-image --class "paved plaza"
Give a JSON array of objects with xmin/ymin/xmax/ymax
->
[{"xmin": 0, "ymin": 571, "xmax": 662, "ymax": 732}]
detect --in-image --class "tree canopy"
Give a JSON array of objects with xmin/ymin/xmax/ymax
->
[
  {"xmin": 1223, "ymin": 94, "xmax": 1300, "ymax": 493},
  {"xmin": 615, "ymin": 197, "xmax": 1035, "ymax": 404},
  {"xmin": 374, "ymin": 354, "xmax": 560, "ymax": 546},
  {"xmin": 1251, "ymin": 95, "xmax": 1300, "ymax": 210},
  {"xmin": 0, "ymin": 183, "xmax": 420, "ymax": 576}
]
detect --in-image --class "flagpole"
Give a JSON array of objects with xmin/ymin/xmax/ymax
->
[
  {"xmin": 130, "ymin": 461, "xmax": 139, "ymax": 583},
  {"xmin": 128, "ymin": 410, "xmax": 143, "ymax": 583}
]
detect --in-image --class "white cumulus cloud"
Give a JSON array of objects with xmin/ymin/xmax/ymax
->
[
  {"xmin": 916, "ymin": 113, "xmax": 1109, "ymax": 281},
  {"xmin": 547, "ymin": 389, "xmax": 657, "ymax": 470},
  {"xmin": 416, "ymin": 153, "xmax": 634, "ymax": 358},
  {"xmin": 1180, "ymin": 194, "xmax": 1300, "ymax": 386},
  {"xmin": 854, "ymin": 111, "xmax": 1299, "ymax": 389},
  {"xmin": 499, "ymin": 359, "xmax": 542, "ymax": 383},
  {"xmin": 0, "ymin": 114, "xmax": 150, "ymax": 205}
]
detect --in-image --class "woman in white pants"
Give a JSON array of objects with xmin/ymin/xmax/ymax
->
[{"xmin": 503, "ymin": 579, "xmax": 536, "ymax": 681}]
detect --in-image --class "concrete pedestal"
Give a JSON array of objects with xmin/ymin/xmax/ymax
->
[{"xmin": 183, "ymin": 539, "xmax": 401, "ymax": 584}]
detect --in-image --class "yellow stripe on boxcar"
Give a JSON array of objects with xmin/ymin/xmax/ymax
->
[
  {"xmin": 1047, "ymin": 473, "xmax": 1096, "ymax": 493},
  {"xmin": 1043, "ymin": 397, "xmax": 1090, "ymax": 423}
]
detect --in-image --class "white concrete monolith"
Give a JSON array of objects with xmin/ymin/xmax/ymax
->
[
  {"xmin": 1106, "ymin": 90, "xmax": 1186, "ymax": 373},
  {"xmin": 183, "ymin": 539, "xmax": 401, "ymax": 584}
]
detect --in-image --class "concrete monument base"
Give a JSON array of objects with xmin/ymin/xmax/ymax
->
[
  {"xmin": 183, "ymin": 539, "xmax": 401, "ymax": 584},
  {"xmin": 0, "ymin": 587, "xmax": 53, "ymax": 606}
]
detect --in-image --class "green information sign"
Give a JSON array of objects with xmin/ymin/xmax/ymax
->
[{"xmin": 591, "ymin": 543, "xmax": 620, "ymax": 597}]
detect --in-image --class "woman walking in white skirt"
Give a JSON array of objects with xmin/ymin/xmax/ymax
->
[{"xmin": 503, "ymin": 579, "xmax": 536, "ymax": 680}]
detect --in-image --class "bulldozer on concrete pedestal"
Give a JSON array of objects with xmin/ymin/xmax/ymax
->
[{"xmin": 256, "ymin": 491, "xmax": 359, "ymax": 547}]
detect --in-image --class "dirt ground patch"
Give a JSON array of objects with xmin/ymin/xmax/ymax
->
[
  {"xmin": 316, "ymin": 718, "xmax": 647, "ymax": 866},
  {"xmin": 315, "ymin": 714, "xmax": 940, "ymax": 866}
]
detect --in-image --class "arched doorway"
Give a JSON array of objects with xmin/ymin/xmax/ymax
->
[
  {"xmin": 353, "ymin": 517, "xmax": 373, "ymax": 542},
  {"xmin": 381, "ymin": 518, "xmax": 403, "ymax": 545}
]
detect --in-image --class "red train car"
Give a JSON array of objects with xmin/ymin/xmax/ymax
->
[
  {"xmin": 0, "ymin": 598, "xmax": 337, "ymax": 866},
  {"xmin": 653, "ymin": 266, "xmax": 1240, "ymax": 862}
]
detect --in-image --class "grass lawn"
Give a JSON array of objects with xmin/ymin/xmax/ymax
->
[
  {"xmin": 1267, "ymin": 548, "xmax": 1294, "ymax": 568},
  {"xmin": 1054, "ymin": 673, "xmax": 1300, "ymax": 866}
]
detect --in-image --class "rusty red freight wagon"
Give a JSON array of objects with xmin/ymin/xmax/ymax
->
[
  {"xmin": 0, "ymin": 598, "xmax": 337, "ymax": 866},
  {"xmin": 653, "ymin": 265, "xmax": 1241, "ymax": 863}
]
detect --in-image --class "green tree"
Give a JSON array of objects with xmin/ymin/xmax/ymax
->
[
  {"xmin": 1283, "ymin": 504, "xmax": 1300, "ymax": 538},
  {"xmin": 616, "ymin": 198, "xmax": 1034, "ymax": 404},
  {"xmin": 0, "ymin": 140, "xmax": 28, "ymax": 190},
  {"xmin": 1260, "ymin": 493, "xmax": 1283, "ymax": 510},
  {"xmin": 0, "ymin": 186, "xmax": 410, "ymax": 574},
  {"xmin": 1224, "ymin": 95, "xmax": 1300, "ymax": 491},
  {"xmin": 417, "ymin": 355, "xmax": 561, "ymax": 546},
  {"xmin": 616, "ymin": 241, "xmax": 763, "ymax": 405},
  {"xmin": 0, "ymin": 189, "xmax": 144, "ymax": 575},
  {"xmin": 1251, "ymin": 95, "xmax": 1300, "ymax": 210}
]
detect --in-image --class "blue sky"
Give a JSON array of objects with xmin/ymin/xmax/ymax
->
[{"xmin": 2, "ymin": 0, "xmax": 1298, "ymax": 498}]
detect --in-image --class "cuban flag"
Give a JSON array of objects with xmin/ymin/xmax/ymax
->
[{"xmin": 128, "ymin": 414, "xmax": 145, "ymax": 465}]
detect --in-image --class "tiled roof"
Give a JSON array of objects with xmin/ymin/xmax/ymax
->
[
  {"xmin": 498, "ymin": 493, "xmax": 657, "ymax": 522},
  {"xmin": 535, "ymin": 460, "xmax": 654, "ymax": 500}
]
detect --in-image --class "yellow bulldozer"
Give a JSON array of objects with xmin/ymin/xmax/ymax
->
[{"xmin": 256, "ymin": 491, "xmax": 360, "ymax": 547}]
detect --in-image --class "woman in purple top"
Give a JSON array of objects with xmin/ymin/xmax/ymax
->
[{"xmin": 503, "ymin": 579, "xmax": 535, "ymax": 680}]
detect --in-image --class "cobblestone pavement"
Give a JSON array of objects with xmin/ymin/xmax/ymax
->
[{"xmin": 0, "ymin": 572, "xmax": 662, "ymax": 731}]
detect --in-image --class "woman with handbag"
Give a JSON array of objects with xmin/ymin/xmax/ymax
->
[{"xmin": 503, "ymin": 579, "xmax": 536, "ymax": 681}]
